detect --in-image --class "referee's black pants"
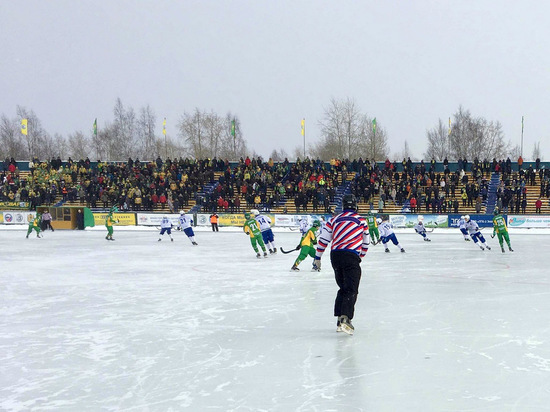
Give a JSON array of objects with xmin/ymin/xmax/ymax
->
[{"xmin": 331, "ymin": 250, "xmax": 362, "ymax": 320}]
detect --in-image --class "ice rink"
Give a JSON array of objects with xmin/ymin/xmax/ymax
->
[{"xmin": 2, "ymin": 226, "xmax": 550, "ymax": 411}]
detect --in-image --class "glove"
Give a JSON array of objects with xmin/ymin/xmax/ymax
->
[
  {"xmin": 295, "ymin": 245, "xmax": 301, "ymax": 250},
  {"xmin": 491, "ymin": 233, "xmax": 495, "ymax": 238},
  {"xmin": 312, "ymin": 257, "xmax": 321, "ymax": 271}
]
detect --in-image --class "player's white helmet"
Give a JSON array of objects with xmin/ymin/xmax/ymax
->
[
  {"xmin": 418, "ymin": 215, "xmax": 424, "ymax": 222},
  {"xmin": 460, "ymin": 215, "xmax": 465, "ymax": 220},
  {"xmin": 376, "ymin": 218, "xmax": 382, "ymax": 224},
  {"xmin": 251, "ymin": 209, "xmax": 260, "ymax": 216},
  {"xmin": 179, "ymin": 210, "xmax": 185, "ymax": 215},
  {"xmin": 464, "ymin": 215, "xmax": 470, "ymax": 222}
]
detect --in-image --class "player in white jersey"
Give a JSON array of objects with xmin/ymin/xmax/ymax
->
[
  {"xmin": 178, "ymin": 210, "xmax": 198, "ymax": 245},
  {"xmin": 252, "ymin": 209, "xmax": 277, "ymax": 254},
  {"xmin": 158, "ymin": 216, "xmax": 174, "ymax": 242},
  {"xmin": 299, "ymin": 217, "xmax": 309, "ymax": 236},
  {"xmin": 414, "ymin": 215, "xmax": 431, "ymax": 242},
  {"xmin": 464, "ymin": 215, "xmax": 491, "ymax": 251},
  {"xmin": 377, "ymin": 217, "xmax": 405, "ymax": 253},
  {"xmin": 458, "ymin": 215, "xmax": 471, "ymax": 241}
]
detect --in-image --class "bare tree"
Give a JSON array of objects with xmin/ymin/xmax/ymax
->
[
  {"xmin": 269, "ymin": 148, "xmax": 289, "ymax": 162},
  {"xmin": 315, "ymin": 97, "xmax": 387, "ymax": 161},
  {"xmin": 316, "ymin": 97, "xmax": 361, "ymax": 160},
  {"xmin": 136, "ymin": 105, "xmax": 156, "ymax": 158},
  {"xmin": 16, "ymin": 106, "xmax": 49, "ymax": 159},
  {"xmin": 178, "ymin": 108, "xmax": 205, "ymax": 158},
  {"xmin": 532, "ymin": 141, "xmax": 542, "ymax": 161},
  {"xmin": 0, "ymin": 114, "xmax": 26, "ymax": 159},
  {"xmin": 67, "ymin": 131, "xmax": 91, "ymax": 160},
  {"xmin": 218, "ymin": 113, "xmax": 247, "ymax": 160},
  {"xmin": 179, "ymin": 109, "xmax": 248, "ymax": 160},
  {"xmin": 356, "ymin": 114, "xmax": 389, "ymax": 161},
  {"xmin": 112, "ymin": 98, "xmax": 137, "ymax": 159},
  {"xmin": 424, "ymin": 119, "xmax": 450, "ymax": 160},
  {"xmin": 428, "ymin": 106, "xmax": 512, "ymax": 161},
  {"xmin": 394, "ymin": 140, "xmax": 414, "ymax": 161}
]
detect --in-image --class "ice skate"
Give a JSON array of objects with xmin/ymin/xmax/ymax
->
[
  {"xmin": 479, "ymin": 245, "xmax": 485, "ymax": 250},
  {"xmin": 171, "ymin": 238, "xmax": 174, "ymax": 242},
  {"xmin": 485, "ymin": 245, "xmax": 491, "ymax": 250},
  {"xmin": 465, "ymin": 238, "xmax": 470, "ymax": 241},
  {"xmin": 158, "ymin": 238, "xmax": 161, "ymax": 242},
  {"xmin": 509, "ymin": 247, "xmax": 514, "ymax": 252},
  {"xmin": 424, "ymin": 238, "xmax": 431, "ymax": 242},
  {"xmin": 385, "ymin": 249, "xmax": 390, "ymax": 253},
  {"xmin": 192, "ymin": 242, "xmax": 198, "ymax": 245},
  {"xmin": 290, "ymin": 264, "xmax": 299, "ymax": 271},
  {"xmin": 400, "ymin": 248, "xmax": 405, "ymax": 253},
  {"xmin": 263, "ymin": 251, "xmax": 268, "ymax": 258},
  {"xmin": 336, "ymin": 319, "xmax": 343, "ymax": 332},
  {"xmin": 273, "ymin": 247, "xmax": 277, "ymax": 254},
  {"xmin": 338, "ymin": 315, "xmax": 354, "ymax": 335},
  {"xmin": 501, "ymin": 246, "xmax": 505, "ymax": 253},
  {"xmin": 269, "ymin": 249, "xmax": 274, "ymax": 254},
  {"xmin": 256, "ymin": 252, "xmax": 261, "ymax": 259}
]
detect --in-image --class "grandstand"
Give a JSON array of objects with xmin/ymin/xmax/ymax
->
[{"xmin": 2, "ymin": 158, "xmax": 550, "ymax": 216}]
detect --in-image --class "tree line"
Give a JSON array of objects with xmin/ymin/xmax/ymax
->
[{"xmin": 0, "ymin": 98, "xmax": 540, "ymax": 162}]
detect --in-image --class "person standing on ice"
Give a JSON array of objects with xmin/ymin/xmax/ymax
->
[
  {"xmin": 313, "ymin": 194, "xmax": 369, "ymax": 335},
  {"xmin": 178, "ymin": 210, "xmax": 198, "ymax": 245},
  {"xmin": 291, "ymin": 219, "xmax": 320, "ymax": 272},
  {"xmin": 365, "ymin": 211, "xmax": 380, "ymax": 244},
  {"xmin": 492, "ymin": 208, "xmax": 513, "ymax": 253},
  {"xmin": 252, "ymin": 209, "xmax": 277, "ymax": 254},
  {"xmin": 105, "ymin": 206, "xmax": 119, "ymax": 241},
  {"xmin": 26, "ymin": 213, "xmax": 42, "ymax": 239},
  {"xmin": 378, "ymin": 217, "xmax": 405, "ymax": 253},
  {"xmin": 458, "ymin": 215, "xmax": 470, "ymax": 241},
  {"xmin": 299, "ymin": 216, "xmax": 309, "ymax": 236},
  {"xmin": 414, "ymin": 215, "xmax": 431, "ymax": 242},
  {"xmin": 243, "ymin": 211, "xmax": 267, "ymax": 258},
  {"xmin": 158, "ymin": 216, "xmax": 174, "ymax": 242},
  {"xmin": 464, "ymin": 215, "xmax": 491, "ymax": 251}
]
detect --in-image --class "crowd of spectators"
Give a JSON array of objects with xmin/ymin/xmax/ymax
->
[
  {"xmin": 495, "ymin": 156, "xmax": 549, "ymax": 214},
  {"xmin": 1, "ymin": 156, "xmax": 215, "ymax": 212},
  {"xmin": 346, "ymin": 157, "xmax": 490, "ymax": 214},
  {"xmin": 201, "ymin": 156, "xmax": 337, "ymax": 213},
  {"xmin": 1, "ymin": 155, "xmax": 548, "ymax": 215}
]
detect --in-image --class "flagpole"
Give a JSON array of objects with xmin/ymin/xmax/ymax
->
[
  {"xmin": 301, "ymin": 118, "xmax": 305, "ymax": 159},
  {"xmin": 163, "ymin": 118, "xmax": 167, "ymax": 159},
  {"xmin": 521, "ymin": 116, "xmax": 524, "ymax": 157}
]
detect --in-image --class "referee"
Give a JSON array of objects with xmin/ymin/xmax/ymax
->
[{"xmin": 313, "ymin": 194, "xmax": 370, "ymax": 335}]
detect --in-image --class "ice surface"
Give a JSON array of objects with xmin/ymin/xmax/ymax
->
[{"xmin": 1, "ymin": 227, "xmax": 550, "ymax": 411}]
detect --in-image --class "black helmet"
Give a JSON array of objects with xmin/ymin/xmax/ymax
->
[
  {"xmin": 342, "ymin": 194, "xmax": 358, "ymax": 211},
  {"xmin": 493, "ymin": 207, "xmax": 500, "ymax": 215}
]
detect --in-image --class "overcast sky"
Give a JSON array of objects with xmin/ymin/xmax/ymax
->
[{"xmin": 1, "ymin": 1, "xmax": 549, "ymax": 161}]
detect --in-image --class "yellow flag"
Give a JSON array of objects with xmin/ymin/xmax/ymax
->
[
  {"xmin": 301, "ymin": 119, "xmax": 305, "ymax": 136},
  {"xmin": 21, "ymin": 118, "xmax": 28, "ymax": 135},
  {"xmin": 163, "ymin": 118, "xmax": 166, "ymax": 135}
]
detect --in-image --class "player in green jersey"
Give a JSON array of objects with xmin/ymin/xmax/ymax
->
[
  {"xmin": 365, "ymin": 212, "xmax": 380, "ymax": 244},
  {"xmin": 291, "ymin": 220, "xmax": 320, "ymax": 271},
  {"xmin": 492, "ymin": 208, "xmax": 513, "ymax": 253},
  {"xmin": 105, "ymin": 206, "xmax": 119, "ymax": 241},
  {"xmin": 26, "ymin": 213, "xmax": 42, "ymax": 238},
  {"xmin": 243, "ymin": 212, "xmax": 268, "ymax": 258}
]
